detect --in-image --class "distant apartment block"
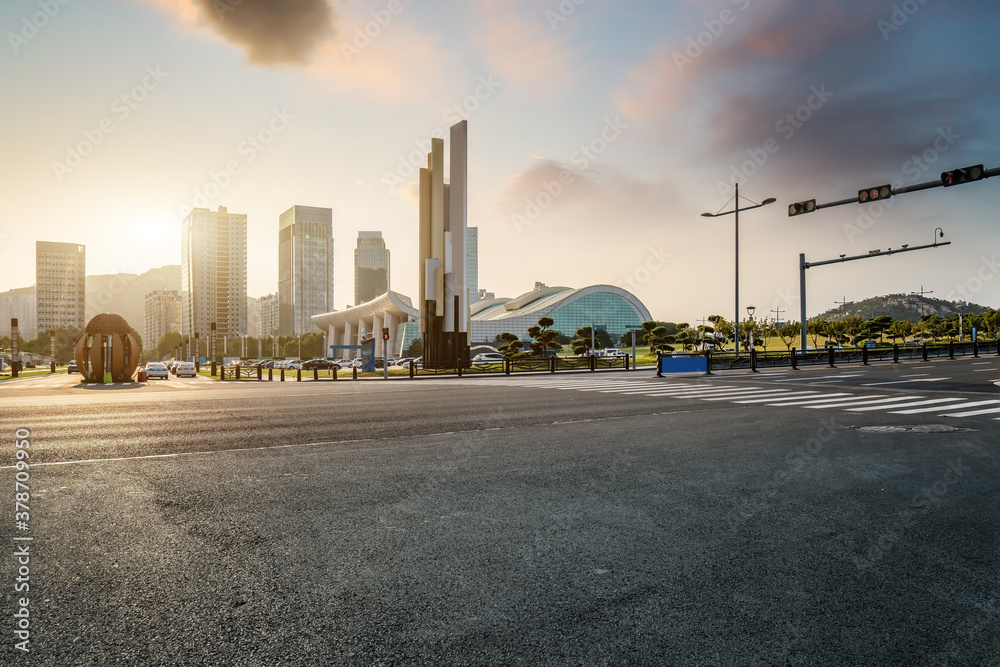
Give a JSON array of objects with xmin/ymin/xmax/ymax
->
[
  {"xmin": 354, "ymin": 231, "xmax": 389, "ymax": 305},
  {"xmin": 259, "ymin": 293, "xmax": 279, "ymax": 338},
  {"xmin": 0, "ymin": 295, "xmax": 37, "ymax": 339},
  {"xmin": 278, "ymin": 205, "xmax": 333, "ymax": 336},
  {"xmin": 181, "ymin": 206, "xmax": 247, "ymax": 339},
  {"xmin": 466, "ymin": 226, "xmax": 478, "ymax": 308},
  {"xmin": 35, "ymin": 241, "xmax": 86, "ymax": 332},
  {"xmin": 144, "ymin": 290, "xmax": 181, "ymax": 350},
  {"xmin": 246, "ymin": 295, "xmax": 260, "ymax": 340},
  {"xmin": 478, "ymin": 289, "xmax": 495, "ymax": 302}
]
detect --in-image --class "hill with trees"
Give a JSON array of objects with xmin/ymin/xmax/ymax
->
[{"xmin": 814, "ymin": 293, "xmax": 991, "ymax": 322}]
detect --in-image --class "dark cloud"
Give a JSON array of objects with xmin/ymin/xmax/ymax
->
[{"xmin": 192, "ymin": 0, "xmax": 336, "ymax": 66}]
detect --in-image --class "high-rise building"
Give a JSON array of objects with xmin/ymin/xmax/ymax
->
[
  {"xmin": 246, "ymin": 295, "xmax": 260, "ymax": 339},
  {"xmin": 144, "ymin": 290, "xmax": 181, "ymax": 351},
  {"xmin": 0, "ymin": 295, "xmax": 37, "ymax": 339},
  {"xmin": 181, "ymin": 206, "xmax": 247, "ymax": 340},
  {"xmin": 354, "ymin": 231, "xmax": 390, "ymax": 305},
  {"xmin": 35, "ymin": 241, "xmax": 85, "ymax": 332},
  {"xmin": 259, "ymin": 293, "xmax": 279, "ymax": 339},
  {"xmin": 278, "ymin": 205, "xmax": 334, "ymax": 336},
  {"xmin": 466, "ymin": 226, "xmax": 478, "ymax": 308}
]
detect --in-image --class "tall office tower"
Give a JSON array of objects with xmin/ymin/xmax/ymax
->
[
  {"xmin": 181, "ymin": 205, "xmax": 247, "ymax": 340},
  {"xmin": 0, "ymin": 295, "xmax": 37, "ymax": 339},
  {"xmin": 259, "ymin": 293, "xmax": 279, "ymax": 338},
  {"xmin": 418, "ymin": 121, "xmax": 470, "ymax": 366},
  {"xmin": 246, "ymin": 295, "xmax": 260, "ymax": 338},
  {"xmin": 465, "ymin": 226, "xmax": 478, "ymax": 308},
  {"xmin": 144, "ymin": 290, "xmax": 181, "ymax": 350},
  {"xmin": 35, "ymin": 241, "xmax": 86, "ymax": 332},
  {"xmin": 278, "ymin": 205, "xmax": 334, "ymax": 336},
  {"xmin": 354, "ymin": 231, "xmax": 390, "ymax": 305}
]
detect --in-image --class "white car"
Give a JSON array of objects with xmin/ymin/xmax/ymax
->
[
  {"xmin": 472, "ymin": 353, "xmax": 505, "ymax": 366},
  {"xmin": 145, "ymin": 362, "xmax": 169, "ymax": 380},
  {"xmin": 603, "ymin": 349, "xmax": 627, "ymax": 357},
  {"xmin": 173, "ymin": 362, "xmax": 197, "ymax": 377}
]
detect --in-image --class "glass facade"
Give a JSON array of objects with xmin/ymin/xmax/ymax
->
[
  {"xmin": 354, "ymin": 231, "xmax": 389, "ymax": 305},
  {"xmin": 278, "ymin": 206, "xmax": 334, "ymax": 335}
]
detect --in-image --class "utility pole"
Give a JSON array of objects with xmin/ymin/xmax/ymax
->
[
  {"xmin": 834, "ymin": 297, "xmax": 849, "ymax": 320},
  {"xmin": 770, "ymin": 308, "xmax": 784, "ymax": 324},
  {"xmin": 910, "ymin": 285, "xmax": 933, "ymax": 318}
]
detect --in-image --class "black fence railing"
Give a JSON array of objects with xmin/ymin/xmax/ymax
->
[{"xmin": 660, "ymin": 340, "xmax": 1000, "ymax": 374}]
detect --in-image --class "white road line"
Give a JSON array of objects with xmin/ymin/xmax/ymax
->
[
  {"xmin": 861, "ymin": 378, "xmax": 948, "ymax": 386},
  {"xmin": 973, "ymin": 369, "xmax": 996, "ymax": 372},
  {"xmin": 807, "ymin": 380, "xmax": 844, "ymax": 385},
  {"xmin": 943, "ymin": 401, "xmax": 1000, "ymax": 417},
  {"xmin": 899, "ymin": 374, "xmax": 930, "ymax": 378},
  {"xmin": 615, "ymin": 385, "xmax": 738, "ymax": 395},
  {"xmin": 849, "ymin": 398, "xmax": 966, "ymax": 412},
  {"xmin": 732, "ymin": 391, "xmax": 825, "ymax": 404},
  {"xmin": 803, "ymin": 396, "xmax": 923, "ymax": 409},
  {"xmin": 942, "ymin": 406, "xmax": 1000, "ymax": 417},
  {"xmin": 773, "ymin": 374, "xmax": 863, "ymax": 382},
  {"xmin": 700, "ymin": 390, "xmax": 797, "ymax": 401},
  {"xmin": 764, "ymin": 393, "xmax": 857, "ymax": 406},
  {"xmin": 641, "ymin": 387, "xmax": 766, "ymax": 398},
  {"xmin": 971, "ymin": 362, "xmax": 992, "ymax": 365},
  {"xmin": 887, "ymin": 399, "xmax": 984, "ymax": 414}
]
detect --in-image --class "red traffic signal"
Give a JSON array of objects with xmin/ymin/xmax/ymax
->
[
  {"xmin": 382, "ymin": 327, "xmax": 390, "ymax": 341},
  {"xmin": 941, "ymin": 164, "xmax": 985, "ymax": 187},
  {"xmin": 858, "ymin": 184, "xmax": 891, "ymax": 203},
  {"xmin": 788, "ymin": 199, "xmax": 816, "ymax": 217}
]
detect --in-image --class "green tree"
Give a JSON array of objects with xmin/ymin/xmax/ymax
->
[
  {"xmin": 157, "ymin": 331, "xmax": 184, "ymax": 360},
  {"xmin": 527, "ymin": 317, "xmax": 561, "ymax": 357},
  {"xmin": 405, "ymin": 337, "xmax": 423, "ymax": 357},
  {"xmin": 807, "ymin": 317, "xmax": 828, "ymax": 349},
  {"xmin": 777, "ymin": 321, "xmax": 800, "ymax": 351},
  {"xmin": 496, "ymin": 332, "xmax": 525, "ymax": 359}
]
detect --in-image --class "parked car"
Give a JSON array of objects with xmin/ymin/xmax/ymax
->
[
  {"xmin": 603, "ymin": 349, "xmax": 627, "ymax": 358},
  {"xmin": 472, "ymin": 352, "xmax": 505, "ymax": 366},
  {"xmin": 301, "ymin": 359, "xmax": 341, "ymax": 371},
  {"xmin": 340, "ymin": 358, "xmax": 361, "ymax": 368},
  {"xmin": 285, "ymin": 361, "xmax": 302, "ymax": 370},
  {"xmin": 173, "ymin": 362, "xmax": 197, "ymax": 377},
  {"xmin": 66, "ymin": 360, "xmax": 79, "ymax": 373},
  {"xmin": 393, "ymin": 357, "xmax": 413, "ymax": 367},
  {"xmin": 145, "ymin": 362, "xmax": 169, "ymax": 380}
]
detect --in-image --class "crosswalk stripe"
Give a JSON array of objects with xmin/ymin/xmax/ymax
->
[
  {"xmin": 700, "ymin": 390, "xmax": 798, "ymax": 401},
  {"xmin": 803, "ymin": 396, "xmax": 923, "ymax": 409},
  {"xmin": 733, "ymin": 391, "xmax": 825, "ymax": 404},
  {"xmin": 861, "ymin": 378, "xmax": 948, "ymax": 386},
  {"xmin": 641, "ymin": 387, "xmax": 765, "ymax": 398},
  {"xmin": 763, "ymin": 393, "xmax": 857, "ymax": 406},
  {"xmin": 773, "ymin": 373, "xmax": 864, "ymax": 382},
  {"xmin": 940, "ymin": 403, "xmax": 1000, "ymax": 417},
  {"xmin": 848, "ymin": 398, "xmax": 966, "ymax": 412},
  {"xmin": 887, "ymin": 399, "xmax": 979, "ymax": 414},
  {"xmin": 623, "ymin": 385, "xmax": 738, "ymax": 395}
]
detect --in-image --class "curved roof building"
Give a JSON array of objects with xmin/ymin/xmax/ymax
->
[
  {"xmin": 311, "ymin": 284, "xmax": 652, "ymax": 356},
  {"xmin": 469, "ymin": 284, "xmax": 651, "ymax": 344}
]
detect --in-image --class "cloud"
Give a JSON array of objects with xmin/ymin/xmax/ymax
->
[
  {"xmin": 475, "ymin": 0, "xmax": 582, "ymax": 95},
  {"xmin": 616, "ymin": 0, "xmax": 1000, "ymax": 188},
  {"xmin": 142, "ymin": 0, "xmax": 336, "ymax": 66}
]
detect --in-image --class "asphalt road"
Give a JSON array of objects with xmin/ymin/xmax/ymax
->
[{"xmin": 1, "ymin": 364, "xmax": 998, "ymax": 665}]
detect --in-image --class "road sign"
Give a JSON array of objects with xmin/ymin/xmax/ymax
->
[{"xmin": 594, "ymin": 325, "xmax": 607, "ymax": 331}]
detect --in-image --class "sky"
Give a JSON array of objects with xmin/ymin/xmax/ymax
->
[{"xmin": 2, "ymin": 0, "xmax": 999, "ymax": 325}]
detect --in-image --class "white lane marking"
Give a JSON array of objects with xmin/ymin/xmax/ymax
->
[
  {"xmin": 899, "ymin": 374, "xmax": 930, "ymax": 378},
  {"xmin": 861, "ymin": 378, "xmax": 948, "ymax": 386},
  {"xmin": 623, "ymin": 385, "xmax": 739, "ymax": 396},
  {"xmin": 807, "ymin": 380, "xmax": 844, "ymax": 385},
  {"xmin": 887, "ymin": 399, "xmax": 986, "ymax": 414},
  {"xmin": 764, "ymin": 393, "xmax": 857, "ymax": 406},
  {"xmin": 732, "ymin": 391, "xmax": 825, "ymax": 404},
  {"xmin": 939, "ymin": 402, "xmax": 1000, "ymax": 417},
  {"xmin": 773, "ymin": 374, "xmax": 863, "ymax": 383},
  {"xmin": 700, "ymin": 390, "xmax": 797, "ymax": 401},
  {"xmin": 973, "ymin": 369, "xmax": 997, "ymax": 372},
  {"xmin": 849, "ymin": 398, "xmax": 966, "ymax": 412},
  {"xmin": 641, "ymin": 387, "xmax": 769, "ymax": 398},
  {"xmin": 971, "ymin": 362, "xmax": 992, "ymax": 365},
  {"xmin": 803, "ymin": 396, "xmax": 923, "ymax": 409}
]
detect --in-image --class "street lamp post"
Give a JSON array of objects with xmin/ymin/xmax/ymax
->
[
  {"xmin": 746, "ymin": 305, "xmax": 756, "ymax": 351},
  {"xmin": 702, "ymin": 184, "xmax": 776, "ymax": 356}
]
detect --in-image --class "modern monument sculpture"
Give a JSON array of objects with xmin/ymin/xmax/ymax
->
[{"xmin": 418, "ymin": 121, "xmax": 470, "ymax": 367}]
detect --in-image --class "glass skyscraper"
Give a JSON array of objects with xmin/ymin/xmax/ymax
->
[
  {"xmin": 278, "ymin": 205, "xmax": 334, "ymax": 336},
  {"xmin": 354, "ymin": 231, "xmax": 389, "ymax": 305}
]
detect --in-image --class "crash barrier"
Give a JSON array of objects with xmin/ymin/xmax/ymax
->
[{"xmin": 663, "ymin": 340, "xmax": 999, "ymax": 375}]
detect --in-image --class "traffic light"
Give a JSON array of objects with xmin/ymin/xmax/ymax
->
[
  {"xmin": 857, "ymin": 184, "xmax": 891, "ymax": 203},
  {"xmin": 382, "ymin": 327, "xmax": 389, "ymax": 341},
  {"xmin": 788, "ymin": 199, "xmax": 816, "ymax": 217},
  {"xmin": 941, "ymin": 164, "xmax": 985, "ymax": 187}
]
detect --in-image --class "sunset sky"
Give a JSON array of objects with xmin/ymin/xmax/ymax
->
[{"xmin": 2, "ymin": 0, "xmax": 999, "ymax": 324}]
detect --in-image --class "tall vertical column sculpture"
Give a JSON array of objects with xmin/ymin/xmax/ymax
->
[{"xmin": 418, "ymin": 121, "xmax": 470, "ymax": 367}]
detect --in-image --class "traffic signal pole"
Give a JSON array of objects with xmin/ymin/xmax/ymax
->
[{"xmin": 798, "ymin": 240, "xmax": 951, "ymax": 350}]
